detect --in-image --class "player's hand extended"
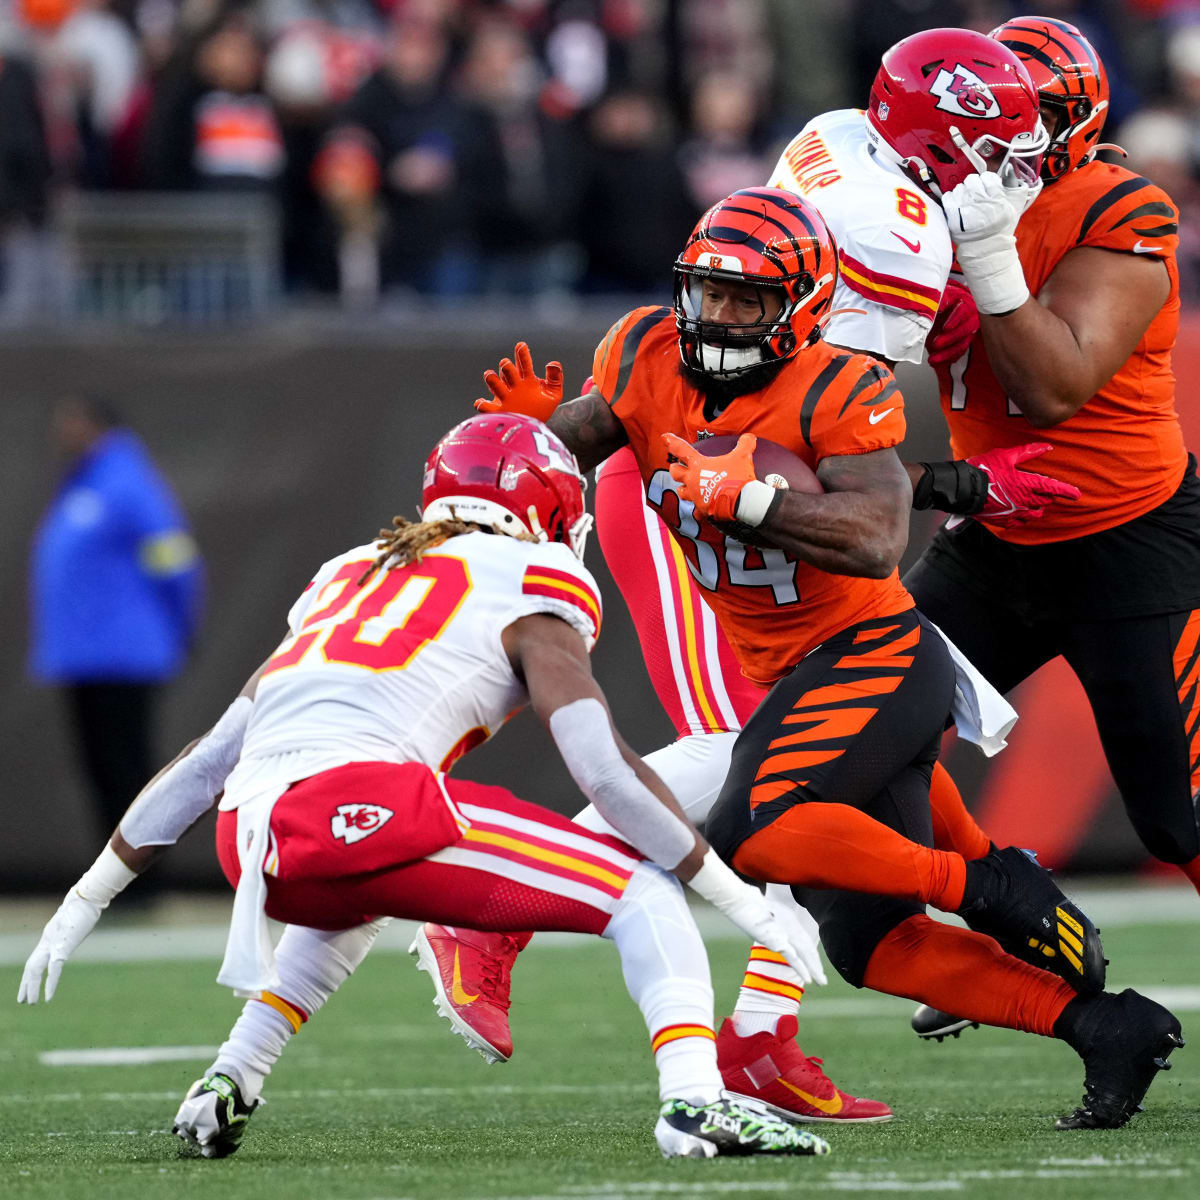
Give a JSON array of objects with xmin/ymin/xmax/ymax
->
[
  {"xmin": 927, "ymin": 279, "xmax": 979, "ymax": 365},
  {"xmin": 18, "ymin": 890, "xmax": 105, "ymax": 1003},
  {"xmin": 663, "ymin": 432, "xmax": 758, "ymax": 524},
  {"xmin": 969, "ymin": 442, "xmax": 1081, "ymax": 527},
  {"xmin": 716, "ymin": 882, "xmax": 827, "ymax": 987},
  {"xmin": 474, "ymin": 342, "xmax": 563, "ymax": 422}
]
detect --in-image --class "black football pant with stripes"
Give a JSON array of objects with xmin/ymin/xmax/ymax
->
[
  {"xmin": 705, "ymin": 608, "xmax": 958, "ymax": 986},
  {"xmin": 906, "ymin": 557, "xmax": 1200, "ymax": 868}
]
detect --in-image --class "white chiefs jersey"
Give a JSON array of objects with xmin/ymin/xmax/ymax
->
[
  {"xmin": 769, "ymin": 108, "xmax": 952, "ymax": 365},
  {"xmin": 221, "ymin": 531, "xmax": 602, "ymax": 806}
]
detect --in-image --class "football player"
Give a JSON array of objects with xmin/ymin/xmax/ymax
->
[
  {"xmin": 425, "ymin": 187, "xmax": 1183, "ymax": 1129},
  {"xmin": 905, "ymin": 16, "xmax": 1200, "ymax": 1072},
  {"xmin": 417, "ymin": 27, "xmax": 1077, "ymax": 1126},
  {"xmin": 17, "ymin": 413, "xmax": 830, "ymax": 1161}
]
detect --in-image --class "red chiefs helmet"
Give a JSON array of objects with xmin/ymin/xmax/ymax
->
[
  {"xmin": 866, "ymin": 27, "xmax": 1047, "ymax": 197},
  {"xmin": 422, "ymin": 413, "xmax": 593, "ymax": 559},
  {"xmin": 992, "ymin": 16, "xmax": 1108, "ymax": 183},
  {"xmin": 673, "ymin": 187, "xmax": 838, "ymax": 378}
]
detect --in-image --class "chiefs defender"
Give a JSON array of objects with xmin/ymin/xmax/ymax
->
[
  {"xmin": 19, "ymin": 414, "xmax": 829, "ymax": 1161},
  {"xmin": 904, "ymin": 16, "xmax": 1200, "ymax": 1069},
  {"xmin": 418, "ymin": 188, "xmax": 1183, "ymax": 1130}
]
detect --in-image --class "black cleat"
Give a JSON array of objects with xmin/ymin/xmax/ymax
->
[
  {"xmin": 958, "ymin": 846, "xmax": 1106, "ymax": 994},
  {"xmin": 655, "ymin": 1098, "xmax": 830, "ymax": 1157},
  {"xmin": 912, "ymin": 1004, "xmax": 980, "ymax": 1042},
  {"xmin": 1056, "ymin": 989, "xmax": 1184, "ymax": 1130}
]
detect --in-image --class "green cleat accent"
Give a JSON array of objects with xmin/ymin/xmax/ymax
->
[
  {"xmin": 172, "ymin": 1072, "xmax": 261, "ymax": 1159},
  {"xmin": 655, "ymin": 1097, "xmax": 830, "ymax": 1158}
]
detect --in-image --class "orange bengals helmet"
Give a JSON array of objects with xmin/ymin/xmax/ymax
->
[
  {"xmin": 673, "ymin": 187, "xmax": 837, "ymax": 379},
  {"xmin": 866, "ymin": 27, "xmax": 1046, "ymax": 198},
  {"xmin": 992, "ymin": 16, "xmax": 1109, "ymax": 183}
]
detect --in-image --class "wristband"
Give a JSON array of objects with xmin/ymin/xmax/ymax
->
[
  {"xmin": 912, "ymin": 460, "xmax": 990, "ymax": 514},
  {"xmin": 74, "ymin": 844, "xmax": 138, "ymax": 908},
  {"xmin": 734, "ymin": 479, "xmax": 776, "ymax": 527},
  {"xmin": 953, "ymin": 234, "xmax": 1029, "ymax": 316}
]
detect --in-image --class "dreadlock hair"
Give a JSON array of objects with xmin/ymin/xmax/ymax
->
[{"xmin": 356, "ymin": 511, "xmax": 537, "ymax": 586}]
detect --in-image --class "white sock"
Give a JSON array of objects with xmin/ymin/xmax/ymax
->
[
  {"xmin": 604, "ymin": 863, "xmax": 721, "ymax": 1106},
  {"xmin": 731, "ymin": 885, "xmax": 819, "ymax": 1037},
  {"xmin": 209, "ymin": 919, "xmax": 386, "ymax": 1101}
]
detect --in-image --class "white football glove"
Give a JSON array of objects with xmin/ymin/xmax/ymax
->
[
  {"xmin": 941, "ymin": 171, "xmax": 1031, "ymax": 316},
  {"xmin": 686, "ymin": 850, "xmax": 827, "ymax": 986},
  {"xmin": 18, "ymin": 890, "xmax": 104, "ymax": 1004}
]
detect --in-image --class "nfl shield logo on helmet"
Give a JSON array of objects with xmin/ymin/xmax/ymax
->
[
  {"xmin": 331, "ymin": 803, "xmax": 394, "ymax": 845},
  {"xmin": 930, "ymin": 65, "xmax": 1001, "ymax": 119}
]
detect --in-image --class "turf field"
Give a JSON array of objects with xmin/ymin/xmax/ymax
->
[{"xmin": 2, "ymin": 884, "xmax": 1198, "ymax": 1200}]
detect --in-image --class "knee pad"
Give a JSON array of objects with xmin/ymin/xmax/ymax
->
[{"xmin": 795, "ymin": 886, "xmax": 923, "ymax": 988}]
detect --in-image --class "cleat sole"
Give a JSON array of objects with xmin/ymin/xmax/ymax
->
[{"xmin": 722, "ymin": 1089, "xmax": 893, "ymax": 1125}]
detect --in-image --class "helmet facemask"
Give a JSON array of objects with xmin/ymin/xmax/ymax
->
[{"xmin": 674, "ymin": 261, "xmax": 811, "ymax": 380}]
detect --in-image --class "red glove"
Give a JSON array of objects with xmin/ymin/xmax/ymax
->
[
  {"xmin": 969, "ymin": 443, "xmax": 1082, "ymax": 527},
  {"xmin": 662, "ymin": 432, "xmax": 758, "ymax": 524},
  {"xmin": 928, "ymin": 279, "xmax": 980, "ymax": 365},
  {"xmin": 474, "ymin": 341, "xmax": 563, "ymax": 421}
]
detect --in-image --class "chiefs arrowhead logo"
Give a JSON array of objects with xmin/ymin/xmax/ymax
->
[
  {"xmin": 331, "ymin": 803, "xmax": 394, "ymax": 845},
  {"xmin": 930, "ymin": 64, "xmax": 1000, "ymax": 120}
]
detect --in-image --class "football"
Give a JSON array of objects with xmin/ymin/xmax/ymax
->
[
  {"xmin": 691, "ymin": 434, "xmax": 823, "ymax": 495},
  {"xmin": 688, "ymin": 434, "xmax": 822, "ymax": 548}
]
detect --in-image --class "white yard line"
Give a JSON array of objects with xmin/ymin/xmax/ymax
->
[{"xmin": 39, "ymin": 1046, "xmax": 219, "ymax": 1066}]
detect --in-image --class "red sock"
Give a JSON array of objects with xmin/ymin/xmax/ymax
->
[
  {"xmin": 929, "ymin": 762, "xmax": 992, "ymax": 860},
  {"xmin": 732, "ymin": 801, "xmax": 968, "ymax": 910},
  {"xmin": 864, "ymin": 914, "xmax": 1076, "ymax": 1036},
  {"xmin": 1179, "ymin": 854, "xmax": 1200, "ymax": 897}
]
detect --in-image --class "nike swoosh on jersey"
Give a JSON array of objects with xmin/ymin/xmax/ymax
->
[
  {"xmin": 1132, "ymin": 240, "xmax": 1159, "ymax": 254},
  {"xmin": 778, "ymin": 1076, "xmax": 844, "ymax": 1115},
  {"xmin": 451, "ymin": 948, "xmax": 480, "ymax": 1005},
  {"xmin": 891, "ymin": 232, "xmax": 922, "ymax": 254},
  {"xmin": 868, "ymin": 407, "xmax": 896, "ymax": 425}
]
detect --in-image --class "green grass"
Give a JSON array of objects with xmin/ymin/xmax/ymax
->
[{"xmin": 1, "ymin": 906, "xmax": 1198, "ymax": 1199}]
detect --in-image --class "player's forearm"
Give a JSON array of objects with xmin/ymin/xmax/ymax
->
[
  {"xmin": 977, "ymin": 301, "xmax": 1091, "ymax": 428},
  {"xmin": 548, "ymin": 391, "xmax": 629, "ymax": 473},
  {"xmin": 758, "ymin": 488, "xmax": 908, "ymax": 578},
  {"xmin": 549, "ymin": 698, "xmax": 698, "ymax": 869}
]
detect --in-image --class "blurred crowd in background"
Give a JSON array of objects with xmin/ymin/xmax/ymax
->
[{"xmin": 3, "ymin": 0, "xmax": 1200, "ymax": 314}]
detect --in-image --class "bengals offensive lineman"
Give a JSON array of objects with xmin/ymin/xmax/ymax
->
[{"xmin": 904, "ymin": 17, "xmax": 1200, "ymax": 1068}]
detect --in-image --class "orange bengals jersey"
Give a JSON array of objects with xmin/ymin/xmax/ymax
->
[
  {"xmin": 938, "ymin": 162, "xmax": 1186, "ymax": 544},
  {"xmin": 592, "ymin": 305, "xmax": 913, "ymax": 684}
]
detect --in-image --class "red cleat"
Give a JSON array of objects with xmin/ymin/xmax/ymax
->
[
  {"xmin": 409, "ymin": 924, "xmax": 520, "ymax": 1064},
  {"xmin": 717, "ymin": 1015, "xmax": 893, "ymax": 1123}
]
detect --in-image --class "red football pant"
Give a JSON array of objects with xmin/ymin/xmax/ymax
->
[{"xmin": 216, "ymin": 767, "xmax": 642, "ymax": 937}]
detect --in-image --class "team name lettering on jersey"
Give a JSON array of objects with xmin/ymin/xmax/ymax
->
[{"xmin": 780, "ymin": 130, "xmax": 843, "ymax": 192}]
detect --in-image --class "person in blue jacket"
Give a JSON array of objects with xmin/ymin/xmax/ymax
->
[{"xmin": 30, "ymin": 395, "xmax": 205, "ymax": 841}]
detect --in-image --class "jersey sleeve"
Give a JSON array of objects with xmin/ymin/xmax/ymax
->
[
  {"xmin": 592, "ymin": 306, "xmax": 673, "ymax": 409},
  {"xmin": 507, "ymin": 542, "xmax": 604, "ymax": 651},
  {"xmin": 830, "ymin": 222, "xmax": 950, "ymax": 364},
  {"xmin": 804, "ymin": 356, "xmax": 906, "ymax": 460},
  {"xmin": 1075, "ymin": 174, "xmax": 1179, "ymax": 260}
]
